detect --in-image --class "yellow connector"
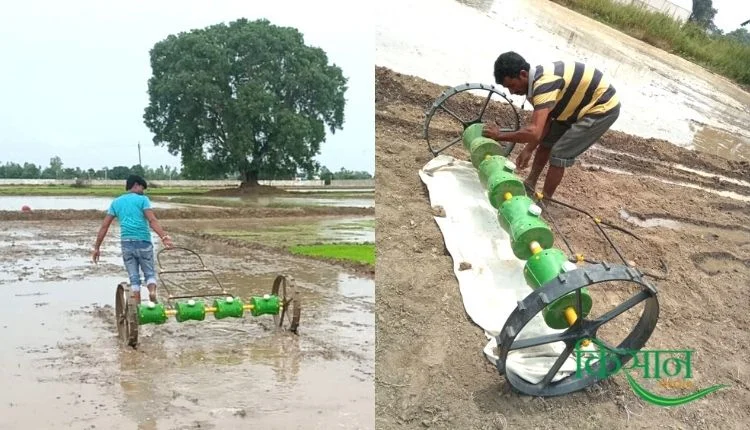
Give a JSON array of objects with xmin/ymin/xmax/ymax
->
[
  {"xmin": 564, "ymin": 306, "xmax": 577, "ymax": 325},
  {"xmin": 503, "ymin": 192, "xmax": 512, "ymax": 201},
  {"xmin": 564, "ymin": 306, "xmax": 590, "ymax": 346},
  {"xmin": 576, "ymin": 253, "xmax": 584, "ymax": 262},
  {"xmin": 529, "ymin": 241, "xmax": 543, "ymax": 255},
  {"xmin": 535, "ymin": 191, "xmax": 544, "ymax": 201}
]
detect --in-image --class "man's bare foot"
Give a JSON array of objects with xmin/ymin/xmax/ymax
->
[{"xmin": 523, "ymin": 181, "xmax": 536, "ymax": 196}]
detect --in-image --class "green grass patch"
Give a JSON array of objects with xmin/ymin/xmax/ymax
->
[
  {"xmin": 551, "ymin": 0, "xmax": 750, "ymax": 88},
  {"xmin": 289, "ymin": 243, "xmax": 375, "ymax": 266}
]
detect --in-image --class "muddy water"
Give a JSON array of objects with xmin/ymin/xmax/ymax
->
[
  {"xmin": 376, "ymin": 0, "xmax": 750, "ymax": 161},
  {"xmin": 0, "ymin": 223, "xmax": 374, "ymax": 429},
  {"xmin": 172, "ymin": 195, "xmax": 375, "ymax": 209},
  {"xmin": 0, "ymin": 196, "xmax": 178, "ymax": 211},
  {"xmin": 171, "ymin": 216, "xmax": 375, "ymax": 247}
]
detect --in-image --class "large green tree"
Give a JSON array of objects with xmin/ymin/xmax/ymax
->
[
  {"xmin": 688, "ymin": 0, "xmax": 717, "ymax": 29},
  {"xmin": 143, "ymin": 18, "xmax": 347, "ymax": 186}
]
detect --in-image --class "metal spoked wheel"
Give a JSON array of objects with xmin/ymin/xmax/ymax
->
[
  {"xmin": 495, "ymin": 263, "xmax": 660, "ymax": 397},
  {"xmin": 115, "ymin": 282, "xmax": 139, "ymax": 348},
  {"xmin": 423, "ymin": 83, "xmax": 521, "ymax": 157},
  {"xmin": 272, "ymin": 275, "xmax": 301, "ymax": 334}
]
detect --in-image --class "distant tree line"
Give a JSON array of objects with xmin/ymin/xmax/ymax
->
[{"xmin": 0, "ymin": 156, "xmax": 372, "ymax": 181}]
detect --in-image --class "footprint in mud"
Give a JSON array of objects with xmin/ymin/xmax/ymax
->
[{"xmin": 690, "ymin": 251, "xmax": 750, "ymax": 276}]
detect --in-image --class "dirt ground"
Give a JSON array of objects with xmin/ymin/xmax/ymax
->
[
  {"xmin": 0, "ymin": 207, "xmax": 374, "ymax": 429},
  {"xmin": 374, "ymin": 67, "xmax": 750, "ymax": 429}
]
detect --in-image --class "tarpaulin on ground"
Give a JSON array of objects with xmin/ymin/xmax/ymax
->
[{"xmin": 418, "ymin": 154, "xmax": 581, "ymax": 384}]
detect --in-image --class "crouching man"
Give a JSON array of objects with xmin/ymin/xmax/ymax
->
[{"xmin": 483, "ymin": 51, "xmax": 621, "ymax": 198}]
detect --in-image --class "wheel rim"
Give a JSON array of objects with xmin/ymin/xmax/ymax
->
[
  {"xmin": 495, "ymin": 263, "xmax": 659, "ymax": 397},
  {"xmin": 423, "ymin": 83, "xmax": 520, "ymax": 157},
  {"xmin": 272, "ymin": 275, "xmax": 301, "ymax": 333}
]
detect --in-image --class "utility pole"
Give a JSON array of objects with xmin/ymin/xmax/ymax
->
[{"xmin": 138, "ymin": 142, "xmax": 142, "ymax": 167}]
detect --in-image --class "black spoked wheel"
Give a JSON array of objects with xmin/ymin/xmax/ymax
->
[
  {"xmin": 423, "ymin": 83, "xmax": 521, "ymax": 157},
  {"xmin": 495, "ymin": 263, "xmax": 659, "ymax": 397},
  {"xmin": 272, "ymin": 275, "xmax": 301, "ymax": 334},
  {"xmin": 115, "ymin": 282, "xmax": 139, "ymax": 348}
]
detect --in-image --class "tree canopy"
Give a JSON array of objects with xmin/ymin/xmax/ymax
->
[
  {"xmin": 143, "ymin": 18, "xmax": 347, "ymax": 186},
  {"xmin": 688, "ymin": 0, "xmax": 717, "ymax": 29}
]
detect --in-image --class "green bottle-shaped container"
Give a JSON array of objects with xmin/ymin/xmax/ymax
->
[
  {"xmin": 469, "ymin": 137, "xmax": 505, "ymax": 169},
  {"xmin": 487, "ymin": 165, "xmax": 526, "ymax": 209},
  {"xmin": 524, "ymin": 247, "xmax": 569, "ymax": 289},
  {"xmin": 214, "ymin": 296, "xmax": 244, "ymax": 319},
  {"xmin": 138, "ymin": 302, "xmax": 168, "ymax": 325},
  {"xmin": 175, "ymin": 299, "xmax": 206, "ymax": 322},
  {"xmin": 541, "ymin": 260, "xmax": 593, "ymax": 330},
  {"xmin": 462, "ymin": 123, "xmax": 484, "ymax": 150},
  {"xmin": 498, "ymin": 195, "xmax": 537, "ymax": 232},
  {"xmin": 478, "ymin": 155, "xmax": 507, "ymax": 186},
  {"xmin": 250, "ymin": 294, "xmax": 281, "ymax": 317},
  {"xmin": 508, "ymin": 204, "xmax": 554, "ymax": 260}
]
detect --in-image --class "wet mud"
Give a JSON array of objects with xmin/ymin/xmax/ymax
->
[
  {"xmin": 0, "ymin": 205, "xmax": 375, "ymax": 221},
  {"xmin": 374, "ymin": 67, "xmax": 750, "ymax": 429},
  {"xmin": 0, "ymin": 219, "xmax": 374, "ymax": 429}
]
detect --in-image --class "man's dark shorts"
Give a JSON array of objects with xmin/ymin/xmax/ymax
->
[{"xmin": 541, "ymin": 105, "xmax": 620, "ymax": 168}]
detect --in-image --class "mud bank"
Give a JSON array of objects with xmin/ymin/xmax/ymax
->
[
  {"xmin": 0, "ymin": 205, "xmax": 375, "ymax": 221},
  {"xmin": 374, "ymin": 67, "xmax": 750, "ymax": 429}
]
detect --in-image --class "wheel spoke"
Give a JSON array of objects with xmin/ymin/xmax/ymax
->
[
  {"xmin": 509, "ymin": 329, "xmax": 580, "ymax": 351},
  {"xmin": 589, "ymin": 290, "xmax": 650, "ymax": 331},
  {"xmin": 438, "ymin": 104, "xmax": 467, "ymax": 126},
  {"xmin": 475, "ymin": 91, "xmax": 493, "ymax": 122},
  {"xmin": 539, "ymin": 343, "xmax": 575, "ymax": 388}
]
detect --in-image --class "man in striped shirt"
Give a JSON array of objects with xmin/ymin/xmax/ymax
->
[{"xmin": 482, "ymin": 51, "xmax": 620, "ymax": 198}]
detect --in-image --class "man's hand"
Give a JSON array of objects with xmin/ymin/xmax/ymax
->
[
  {"xmin": 161, "ymin": 235, "xmax": 174, "ymax": 249},
  {"xmin": 482, "ymin": 123, "xmax": 501, "ymax": 141},
  {"xmin": 516, "ymin": 147, "xmax": 536, "ymax": 170},
  {"xmin": 92, "ymin": 247, "xmax": 101, "ymax": 264}
]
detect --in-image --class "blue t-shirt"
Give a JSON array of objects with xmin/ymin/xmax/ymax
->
[{"xmin": 107, "ymin": 192, "xmax": 153, "ymax": 242}]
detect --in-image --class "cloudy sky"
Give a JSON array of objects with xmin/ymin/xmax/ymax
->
[{"xmin": 0, "ymin": 0, "xmax": 375, "ymax": 174}]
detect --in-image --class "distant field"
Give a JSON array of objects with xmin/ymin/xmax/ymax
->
[
  {"xmin": 0, "ymin": 185, "xmax": 373, "ymax": 199},
  {"xmin": 0, "ymin": 185, "xmax": 208, "ymax": 197}
]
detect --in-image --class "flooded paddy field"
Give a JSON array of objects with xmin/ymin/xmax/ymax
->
[{"xmin": 0, "ymin": 190, "xmax": 375, "ymax": 429}]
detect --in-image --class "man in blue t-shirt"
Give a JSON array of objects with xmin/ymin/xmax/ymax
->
[{"xmin": 92, "ymin": 174, "xmax": 174, "ymax": 304}]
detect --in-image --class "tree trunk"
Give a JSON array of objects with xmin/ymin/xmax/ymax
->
[{"xmin": 240, "ymin": 169, "xmax": 259, "ymax": 187}]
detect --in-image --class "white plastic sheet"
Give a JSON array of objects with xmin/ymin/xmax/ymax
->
[{"xmin": 418, "ymin": 154, "xmax": 584, "ymax": 384}]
